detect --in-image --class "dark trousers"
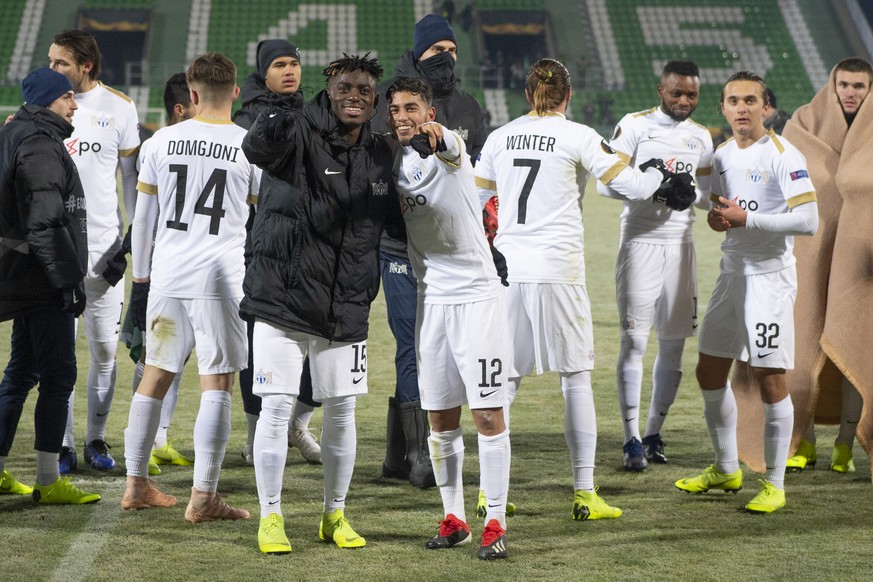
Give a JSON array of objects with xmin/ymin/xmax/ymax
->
[
  {"xmin": 239, "ymin": 320, "xmax": 321, "ymax": 416},
  {"xmin": 380, "ymin": 251, "xmax": 420, "ymax": 403},
  {"xmin": 0, "ymin": 306, "xmax": 77, "ymax": 456}
]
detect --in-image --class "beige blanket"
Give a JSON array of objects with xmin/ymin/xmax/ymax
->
[{"xmin": 733, "ymin": 66, "xmax": 873, "ymax": 480}]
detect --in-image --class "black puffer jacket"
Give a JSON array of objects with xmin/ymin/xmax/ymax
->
[
  {"xmin": 0, "ymin": 104, "xmax": 87, "ymax": 321},
  {"xmin": 233, "ymin": 73, "xmax": 305, "ymax": 130},
  {"xmin": 240, "ymin": 90, "xmax": 402, "ymax": 342},
  {"xmin": 373, "ymin": 50, "xmax": 489, "ymax": 258}
]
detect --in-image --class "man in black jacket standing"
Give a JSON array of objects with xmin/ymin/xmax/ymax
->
[
  {"xmin": 0, "ymin": 68, "xmax": 99, "ymax": 504},
  {"xmin": 370, "ymin": 14, "xmax": 489, "ymax": 491},
  {"xmin": 233, "ymin": 39, "xmax": 323, "ymax": 467},
  {"xmin": 242, "ymin": 54, "xmax": 402, "ymax": 554}
]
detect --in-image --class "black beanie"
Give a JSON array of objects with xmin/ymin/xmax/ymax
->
[
  {"xmin": 413, "ymin": 14, "xmax": 456, "ymax": 61},
  {"xmin": 22, "ymin": 68, "xmax": 73, "ymax": 108},
  {"xmin": 257, "ymin": 39, "xmax": 301, "ymax": 79}
]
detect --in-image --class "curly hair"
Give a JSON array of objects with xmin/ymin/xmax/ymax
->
[{"xmin": 323, "ymin": 53, "xmax": 383, "ymax": 84}]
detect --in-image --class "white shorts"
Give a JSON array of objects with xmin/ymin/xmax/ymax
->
[
  {"xmin": 81, "ymin": 270, "xmax": 124, "ymax": 342},
  {"xmin": 144, "ymin": 292, "xmax": 247, "ymax": 375},
  {"xmin": 507, "ymin": 282, "xmax": 595, "ymax": 376},
  {"xmin": 417, "ymin": 294, "xmax": 510, "ymax": 411},
  {"xmin": 615, "ymin": 241, "xmax": 698, "ymax": 339},
  {"xmin": 698, "ymin": 266, "xmax": 796, "ymax": 369},
  {"xmin": 251, "ymin": 319, "xmax": 368, "ymax": 400}
]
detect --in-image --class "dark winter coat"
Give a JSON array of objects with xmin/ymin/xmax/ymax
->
[
  {"xmin": 240, "ymin": 90, "xmax": 402, "ymax": 342},
  {"xmin": 0, "ymin": 104, "xmax": 87, "ymax": 321},
  {"xmin": 233, "ymin": 73, "xmax": 305, "ymax": 130},
  {"xmin": 373, "ymin": 50, "xmax": 489, "ymax": 258}
]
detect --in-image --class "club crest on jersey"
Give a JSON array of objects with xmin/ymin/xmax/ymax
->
[
  {"xmin": 254, "ymin": 370, "xmax": 273, "ymax": 385},
  {"xmin": 746, "ymin": 169, "xmax": 769, "ymax": 184},
  {"xmin": 600, "ymin": 140, "xmax": 615, "ymax": 155},
  {"xmin": 790, "ymin": 169, "xmax": 809, "ymax": 181},
  {"xmin": 686, "ymin": 138, "xmax": 701, "ymax": 151},
  {"xmin": 411, "ymin": 164, "xmax": 424, "ymax": 182},
  {"xmin": 372, "ymin": 179, "xmax": 388, "ymax": 196},
  {"xmin": 92, "ymin": 114, "xmax": 115, "ymax": 129},
  {"xmin": 453, "ymin": 127, "xmax": 468, "ymax": 141}
]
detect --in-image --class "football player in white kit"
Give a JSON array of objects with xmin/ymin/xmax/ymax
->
[
  {"xmin": 475, "ymin": 59, "xmax": 694, "ymax": 521},
  {"xmin": 675, "ymin": 71, "xmax": 818, "ymax": 513},
  {"xmin": 48, "ymin": 30, "xmax": 140, "ymax": 472},
  {"xmin": 600, "ymin": 61, "xmax": 714, "ymax": 471},
  {"xmin": 121, "ymin": 53, "xmax": 258, "ymax": 523},
  {"xmin": 387, "ymin": 77, "xmax": 511, "ymax": 560}
]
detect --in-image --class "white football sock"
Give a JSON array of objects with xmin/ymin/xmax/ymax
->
[
  {"xmin": 154, "ymin": 373, "xmax": 182, "ymax": 449},
  {"xmin": 321, "ymin": 396, "xmax": 356, "ymax": 513},
  {"xmin": 124, "ymin": 393, "xmax": 163, "ymax": 478},
  {"xmin": 290, "ymin": 400, "xmax": 315, "ymax": 429},
  {"xmin": 645, "ymin": 338, "xmax": 685, "ymax": 437},
  {"xmin": 836, "ymin": 378, "xmax": 862, "ymax": 447},
  {"xmin": 85, "ymin": 339, "xmax": 117, "ymax": 443},
  {"xmin": 763, "ymin": 395, "xmax": 793, "ymax": 489},
  {"xmin": 192, "ymin": 390, "xmax": 231, "ymax": 493},
  {"xmin": 255, "ymin": 393, "xmax": 294, "ymax": 517},
  {"xmin": 428, "ymin": 427, "xmax": 465, "ymax": 521},
  {"xmin": 478, "ymin": 429, "xmax": 510, "ymax": 528},
  {"xmin": 36, "ymin": 450, "xmax": 59, "ymax": 486},
  {"xmin": 701, "ymin": 384, "xmax": 739, "ymax": 474},
  {"xmin": 617, "ymin": 334, "xmax": 647, "ymax": 443},
  {"xmin": 562, "ymin": 371, "xmax": 597, "ymax": 491}
]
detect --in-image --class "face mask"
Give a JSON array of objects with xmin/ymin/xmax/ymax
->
[{"xmin": 417, "ymin": 52, "xmax": 456, "ymax": 87}]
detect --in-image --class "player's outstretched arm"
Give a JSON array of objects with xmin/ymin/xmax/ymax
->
[{"xmin": 242, "ymin": 110, "xmax": 299, "ymax": 172}]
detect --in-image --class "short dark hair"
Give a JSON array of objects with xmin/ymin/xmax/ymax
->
[
  {"xmin": 386, "ymin": 77, "xmax": 433, "ymax": 107},
  {"xmin": 163, "ymin": 72, "xmax": 190, "ymax": 119},
  {"xmin": 834, "ymin": 57, "xmax": 873, "ymax": 84},
  {"xmin": 662, "ymin": 60, "xmax": 699, "ymax": 79},
  {"xmin": 720, "ymin": 70, "xmax": 769, "ymax": 106},
  {"xmin": 323, "ymin": 53, "xmax": 383, "ymax": 84},
  {"xmin": 53, "ymin": 29, "xmax": 101, "ymax": 80}
]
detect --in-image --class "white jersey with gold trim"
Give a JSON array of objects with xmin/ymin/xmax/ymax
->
[
  {"xmin": 398, "ymin": 127, "xmax": 501, "ymax": 304},
  {"xmin": 608, "ymin": 107, "xmax": 714, "ymax": 243},
  {"xmin": 136, "ymin": 117, "xmax": 259, "ymax": 299},
  {"xmin": 712, "ymin": 131, "xmax": 816, "ymax": 275},
  {"xmin": 475, "ymin": 111, "xmax": 659, "ymax": 285},
  {"xmin": 65, "ymin": 82, "xmax": 140, "ymax": 255}
]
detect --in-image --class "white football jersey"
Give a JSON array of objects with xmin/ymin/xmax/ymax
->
[
  {"xmin": 607, "ymin": 107, "xmax": 714, "ymax": 243},
  {"xmin": 136, "ymin": 117, "xmax": 260, "ymax": 299},
  {"xmin": 398, "ymin": 127, "xmax": 501, "ymax": 304},
  {"xmin": 475, "ymin": 111, "xmax": 659, "ymax": 284},
  {"xmin": 712, "ymin": 131, "xmax": 816, "ymax": 275},
  {"xmin": 65, "ymin": 82, "xmax": 140, "ymax": 255}
]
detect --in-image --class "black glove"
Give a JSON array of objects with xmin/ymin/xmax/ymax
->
[
  {"xmin": 102, "ymin": 250, "xmax": 127, "ymax": 287},
  {"xmin": 639, "ymin": 158, "xmax": 670, "ymax": 182},
  {"xmin": 130, "ymin": 281, "xmax": 150, "ymax": 331},
  {"xmin": 652, "ymin": 172, "xmax": 697, "ymax": 211},
  {"xmin": 62, "ymin": 283, "xmax": 86, "ymax": 317},
  {"xmin": 259, "ymin": 110, "xmax": 294, "ymax": 143},
  {"xmin": 490, "ymin": 245, "xmax": 509, "ymax": 287}
]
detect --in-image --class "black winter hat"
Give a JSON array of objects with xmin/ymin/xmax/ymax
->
[
  {"xmin": 22, "ymin": 68, "xmax": 73, "ymax": 108},
  {"xmin": 257, "ymin": 39, "xmax": 301, "ymax": 79},
  {"xmin": 413, "ymin": 14, "xmax": 456, "ymax": 61}
]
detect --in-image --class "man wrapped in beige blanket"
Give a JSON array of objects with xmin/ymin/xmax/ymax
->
[{"xmin": 733, "ymin": 59, "xmax": 873, "ymax": 480}]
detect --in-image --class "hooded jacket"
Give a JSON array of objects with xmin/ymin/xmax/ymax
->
[
  {"xmin": 240, "ymin": 90, "xmax": 402, "ymax": 342},
  {"xmin": 373, "ymin": 50, "xmax": 489, "ymax": 258},
  {"xmin": 0, "ymin": 104, "xmax": 87, "ymax": 321},
  {"xmin": 233, "ymin": 73, "xmax": 305, "ymax": 130}
]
